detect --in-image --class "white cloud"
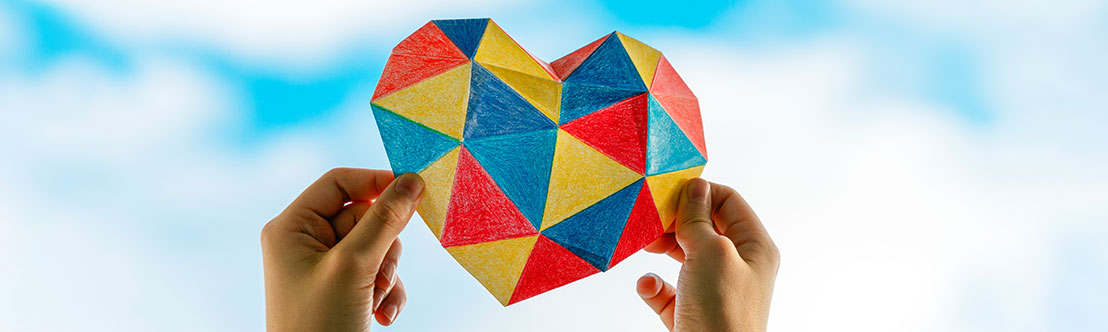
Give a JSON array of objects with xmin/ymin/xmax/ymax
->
[
  {"xmin": 841, "ymin": 0, "xmax": 1108, "ymax": 134},
  {"xmin": 0, "ymin": 54, "xmax": 342, "ymax": 331},
  {"xmin": 37, "ymin": 0, "xmax": 539, "ymax": 69},
  {"xmin": 29, "ymin": 0, "xmax": 631, "ymax": 73},
  {"xmin": 1, "ymin": 57, "xmax": 226, "ymax": 158}
]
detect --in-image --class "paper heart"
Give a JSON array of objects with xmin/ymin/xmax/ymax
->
[{"xmin": 370, "ymin": 18, "xmax": 707, "ymax": 306}]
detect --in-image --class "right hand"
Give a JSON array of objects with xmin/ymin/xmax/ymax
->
[{"xmin": 637, "ymin": 178, "xmax": 780, "ymax": 332}]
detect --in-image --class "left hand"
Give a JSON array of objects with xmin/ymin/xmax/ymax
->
[{"xmin": 261, "ymin": 168, "xmax": 425, "ymax": 331}]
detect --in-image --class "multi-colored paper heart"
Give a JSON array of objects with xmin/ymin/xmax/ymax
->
[{"xmin": 370, "ymin": 18, "xmax": 707, "ymax": 306}]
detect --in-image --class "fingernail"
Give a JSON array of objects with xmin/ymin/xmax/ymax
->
[
  {"xmin": 373, "ymin": 288, "xmax": 385, "ymax": 309},
  {"xmin": 393, "ymin": 173, "xmax": 424, "ymax": 200},
  {"xmin": 381, "ymin": 262, "xmax": 397, "ymax": 282},
  {"xmin": 384, "ymin": 304, "xmax": 398, "ymax": 323},
  {"xmin": 688, "ymin": 178, "xmax": 709, "ymax": 204},
  {"xmin": 639, "ymin": 273, "xmax": 661, "ymax": 296}
]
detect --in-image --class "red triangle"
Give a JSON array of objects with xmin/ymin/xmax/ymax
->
[
  {"xmin": 372, "ymin": 55, "xmax": 468, "ymax": 100},
  {"xmin": 649, "ymin": 55, "xmax": 696, "ymax": 99},
  {"xmin": 508, "ymin": 235, "xmax": 600, "ymax": 304},
  {"xmin": 550, "ymin": 34, "xmax": 608, "ymax": 79},
  {"xmin": 652, "ymin": 94, "xmax": 707, "ymax": 159},
  {"xmin": 372, "ymin": 22, "xmax": 470, "ymax": 100},
  {"xmin": 392, "ymin": 22, "xmax": 469, "ymax": 59},
  {"xmin": 608, "ymin": 182, "xmax": 665, "ymax": 269},
  {"xmin": 440, "ymin": 147, "xmax": 538, "ymax": 247},
  {"xmin": 527, "ymin": 49, "xmax": 560, "ymax": 81},
  {"xmin": 561, "ymin": 93, "xmax": 649, "ymax": 174}
]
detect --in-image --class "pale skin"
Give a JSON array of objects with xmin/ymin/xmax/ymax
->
[
  {"xmin": 262, "ymin": 168, "xmax": 778, "ymax": 331},
  {"xmin": 638, "ymin": 177, "xmax": 780, "ymax": 332}
]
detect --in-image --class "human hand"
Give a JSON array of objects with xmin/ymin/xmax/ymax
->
[
  {"xmin": 261, "ymin": 168, "xmax": 424, "ymax": 331},
  {"xmin": 637, "ymin": 178, "xmax": 780, "ymax": 332}
]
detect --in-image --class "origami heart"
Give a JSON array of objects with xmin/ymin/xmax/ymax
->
[{"xmin": 370, "ymin": 18, "xmax": 707, "ymax": 306}]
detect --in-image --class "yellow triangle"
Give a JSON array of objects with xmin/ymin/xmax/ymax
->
[
  {"xmin": 616, "ymin": 32, "xmax": 662, "ymax": 89},
  {"xmin": 474, "ymin": 21, "xmax": 555, "ymax": 81},
  {"xmin": 446, "ymin": 235, "xmax": 538, "ymax": 306},
  {"xmin": 372, "ymin": 62, "xmax": 470, "ymax": 140},
  {"xmin": 645, "ymin": 165, "xmax": 705, "ymax": 230},
  {"xmin": 540, "ymin": 129, "xmax": 643, "ymax": 231},
  {"xmin": 483, "ymin": 64, "xmax": 561, "ymax": 123},
  {"xmin": 416, "ymin": 146, "xmax": 460, "ymax": 239}
]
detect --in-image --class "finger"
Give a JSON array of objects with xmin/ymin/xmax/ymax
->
[
  {"xmin": 636, "ymin": 273, "xmax": 676, "ymax": 331},
  {"xmin": 674, "ymin": 178, "xmax": 731, "ymax": 258},
  {"xmin": 334, "ymin": 173, "xmax": 423, "ymax": 265},
  {"xmin": 286, "ymin": 168, "xmax": 393, "ymax": 219},
  {"xmin": 664, "ymin": 244, "xmax": 686, "ymax": 262},
  {"xmin": 330, "ymin": 201, "xmax": 370, "ymax": 243},
  {"xmin": 643, "ymin": 233, "xmax": 686, "ymax": 262},
  {"xmin": 644, "ymin": 233, "xmax": 676, "ymax": 253},
  {"xmin": 372, "ymin": 239, "xmax": 403, "ymax": 311},
  {"xmin": 374, "ymin": 278, "xmax": 407, "ymax": 326},
  {"xmin": 709, "ymin": 183, "xmax": 779, "ymax": 268}
]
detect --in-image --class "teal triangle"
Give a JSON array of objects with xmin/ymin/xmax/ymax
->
[
  {"xmin": 542, "ymin": 179, "xmax": 643, "ymax": 271},
  {"xmin": 646, "ymin": 95, "xmax": 706, "ymax": 176},
  {"xmin": 464, "ymin": 129, "xmax": 556, "ymax": 230},
  {"xmin": 464, "ymin": 64, "xmax": 557, "ymax": 139},
  {"xmin": 372, "ymin": 104, "xmax": 460, "ymax": 176},
  {"xmin": 432, "ymin": 18, "xmax": 488, "ymax": 59}
]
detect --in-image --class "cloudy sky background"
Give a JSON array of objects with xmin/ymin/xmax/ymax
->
[{"xmin": 2, "ymin": 0, "xmax": 1106, "ymax": 331}]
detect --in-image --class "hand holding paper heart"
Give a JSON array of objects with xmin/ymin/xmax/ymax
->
[
  {"xmin": 638, "ymin": 179, "xmax": 780, "ymax": 332},
  {"xmin": 260, "ymin": 170, "xmax": 780, "ymax": 332},
  {"xmin": 261, "ymin": 169, "xmax": 425, "ymax": 331}
]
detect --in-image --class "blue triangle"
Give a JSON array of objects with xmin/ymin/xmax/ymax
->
[
  {"xmin": 464, "ymin": 64, "xmax": 557, "ymax": 139},
  {"xmin": 559, "ymin": 82, "xmax": 644, "ymax": 125},
  {"xmin": 372, "ymin": 104, "xmax": 460, "ymax": 176},
  {"xmin": 646, "ymin": 96, "xmax": 706, "ymax": 176},
  {"xmin": 542, "ymin": 179, "xmax": 643, "ymax": 271},
  {"xmin": 564, "ymin": 34, "xmax": 647, "ymax": 92},
  {"xmin": 432, "ymin": 18, "xmax": 489, "ymax": 59},
  {"xmin": 465, "ymin": 129, "xmax": 556, "ymax": 230}
]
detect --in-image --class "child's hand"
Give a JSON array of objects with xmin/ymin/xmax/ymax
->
[
  {"xmin": 261, "ymin": 169, "xmax": 424, "ymax": 331},
  {"xmin": 637, "ymin": 179, "xmax": 780, "ymax": 332}
]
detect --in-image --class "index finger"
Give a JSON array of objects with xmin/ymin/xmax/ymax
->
[
  {"xmin": 286, "ymin": 168, "xmax": 394, "ymax": 219},
  {"xmin": 708, "ymin": 182, "xmax": 779, "ymax": 267}
]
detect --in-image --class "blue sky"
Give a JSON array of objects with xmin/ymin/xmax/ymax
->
[{"xmin": 1, "ymin": 0, "xmax": 1107, "ymax": 331}]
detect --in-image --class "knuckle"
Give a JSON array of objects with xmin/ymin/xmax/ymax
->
[
  {"xmin": 738, "ymin": 238, "xmax": 781, "ymax": 267},
  {"xmin": 716, "ymin": 183, "xmax": 737, "ymax": 195},
  {"xmin": 765, "ymin": 239, "xmax": 781, "ymax": 263},
  {"xmin": 686, "ymin": 215, "xmax": 712, "ymax": 224},
  {"xmin": 371, "ymin": 201, "xmax": 410, "ymax": 231},
  {"xmin": 750, "ymin": 229, "xmax": 780, "ymax": 261},
  {"xmin": 323, "ymin": 167, "xmax": 354, "ymax": 179},
  {"xmin": 391, "ymin": 239, "xmax": 404, "ymax": 256},
  {"xmin": 259, "ymin": 219, "xmax": 279, "ymax": 245},
  {"xmin": 706, "ymin": 236, "xmax": 736, "ymax": 253},
  {"xmin": 680, "ymin": 216, "xmax": 713, "ymax": 228},
  {"xmin": 325, "ymin": 246, "xmax": 363, "ymax": 270}
]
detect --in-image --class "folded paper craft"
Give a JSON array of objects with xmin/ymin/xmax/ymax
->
[{"xmin": 370, "ymin": 18, "xmax": 708, "ymax": 306}]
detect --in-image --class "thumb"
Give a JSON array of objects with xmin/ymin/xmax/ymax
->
[
  {"xmin": 334, "ymin": 173, "xmax": 424, "ymax": 265},
  {"xmin": 674, "ymin": 178, "xmax": 726, "ymax": 257}
]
